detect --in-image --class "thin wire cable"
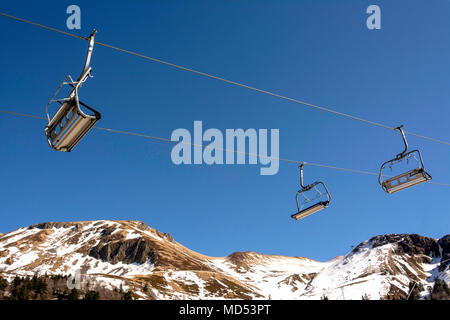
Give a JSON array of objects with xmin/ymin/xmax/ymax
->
[
  {"xmin": 1, "ymin": 108, "xmax": 449, "ymax": 188},
  {"xmin": 93, "ymin": 126, "xmax": 175, "ymax": 143},
  {"xmin": 0, "ymin": 12, "xmax": 87, "ymax": 41},
  {"xmin": 1, "ymin": 11, "xmax": 450, "ymax": 147},
  {"xmin": 302, "ymin": 162, "xmax": 379, "ymax": 176},
  {"xmin": 0, "ymin": 110, "xmax": 46, "ymax": 121}
]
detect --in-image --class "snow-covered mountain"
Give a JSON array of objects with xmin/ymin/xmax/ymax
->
[{"xmin": 0, "ymin": 220, "xmax": 448, "ymax": 300}]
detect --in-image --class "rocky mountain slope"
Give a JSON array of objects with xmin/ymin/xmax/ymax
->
[{"xmin": 0, "ymin": 220, "xmax": 448, "ymax": 300}]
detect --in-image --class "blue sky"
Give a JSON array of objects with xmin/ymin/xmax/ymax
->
[{"xmin": 0, "ymin": 0, "xmax": 449, "ymax": 261}]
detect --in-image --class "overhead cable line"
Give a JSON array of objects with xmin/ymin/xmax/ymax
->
[
  {"xmin": 1, "ymin": 11, "xmax": 450, "ymax": 147},
  {"xmin": 1, "ymin": 108, "xmax": 449, "ymax": 188}
]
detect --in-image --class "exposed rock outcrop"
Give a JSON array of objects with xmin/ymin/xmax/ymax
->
[
  {"xmin": 368, "ymin": 234, "xmax": 440, "ymax": 257},
  {"xmin": 438, "ymin": 235, "xmax": 450, "ymax": 271},
  {"xmin": 29, "ymin": 222, "xmax": 85, "ymax": 230},
  {"xmin": 89, "ymin": 238, "xmax": 157, "ymax": 265}
]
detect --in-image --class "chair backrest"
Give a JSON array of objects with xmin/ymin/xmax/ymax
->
[
  {"xmin": 45, "ymin": 97, "xmax": 100, "ymax": 152},
  {"xmin": 379, "ymin": 149, "xmax": 431, "ymax": 193},
  {"xmin": 382, "ymin": 168, "xmax": 430, "ymax": 194}
]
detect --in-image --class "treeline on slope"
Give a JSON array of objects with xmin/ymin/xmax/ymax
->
[
  {"xmin": 0, "ymin": 274, "xmax": 448, "ymax": 300},
  {"xmin": 0, "ymin": 274, "xmax": 135, "ymax": 300},
  {"xmin": 407, "ymin": 279, "xmax": 450, "ymax": 300}
]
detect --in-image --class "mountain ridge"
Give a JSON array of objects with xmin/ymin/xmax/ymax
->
[{"xmin": 0, "ymin": 220, "xmax": 448, "ymax": 300}]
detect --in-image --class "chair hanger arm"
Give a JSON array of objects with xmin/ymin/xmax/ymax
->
[
  {"xmin": 299, "ymin": 163, "xmax": 306, "ymax": 189},
  {"xmin": 395, "ymin": 125, "xmax": 409, "ymax": 159},
  {"xmin": 77, "ymin": 29, "xmax": 97, "ymax": 83}
]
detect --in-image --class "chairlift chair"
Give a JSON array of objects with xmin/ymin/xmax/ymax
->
[
  {"xmin": 378, "ymin": 125, "xmax": 432, "ymax": 194},
  {"xmin": 45, "ymin": 29, "xmax": 101, "ymax": 152},
  {"xmin": 291, "ymin": 164, "xmax": 332, "ymax": 221}
]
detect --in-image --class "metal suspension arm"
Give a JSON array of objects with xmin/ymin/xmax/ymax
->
[
  {"xmin": 396, "ymin": 125, "xmax": 409, "ymax": 159},
  {"xmin": 299, "ymin": 163, "xmax": 306, "ymax": 189},
  {"xmin": 77, "ymin": 29, "xmax": 97, "ymax": 83}
]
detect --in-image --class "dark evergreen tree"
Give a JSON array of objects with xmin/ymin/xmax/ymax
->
[
  {"xmin": 68, "ymin": 288, "xmax": 80, "ymax": 300},
  {"xmin": 122, "ymin": 290, "xmax": 134, "ymax": 300},
  {"xmin": 0, "ymin": 277, "xmax": 7, "ymax": 291},
  {"xmin": 84, "ymin": 291, "xmax": 100, "ymax": 300},
  {"xmin": 430, "ymin": 279, "xmax": 450, "ymax": 300}
]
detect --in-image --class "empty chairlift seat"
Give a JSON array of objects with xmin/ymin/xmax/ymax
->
[
  {"xmin": 379, "ymin": 126, "xmax": 432, "ymax": 194},
  {"xmin": 45, "ymin": 92, "xmax": 101, "ymax": 152},
  {"xmin": 45, "ymin": 30, "xmax": 101, "ymax": 152},
  {"xmin": 380, "ymin": 167, "xmax": 430, "ymax": 194},
  {"xmin": 291, "ymin": 164, "xmax": 332, "ymax": 221}
]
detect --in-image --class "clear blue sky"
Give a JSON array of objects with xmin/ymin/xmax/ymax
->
[{"xmin": 0, "ymin": 0, "xmax": 449, "ymax": 261}]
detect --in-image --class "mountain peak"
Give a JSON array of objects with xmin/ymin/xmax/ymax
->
[{"xmin": 357, "ymin": 233, "xmax": 442, "ymax": 257}]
